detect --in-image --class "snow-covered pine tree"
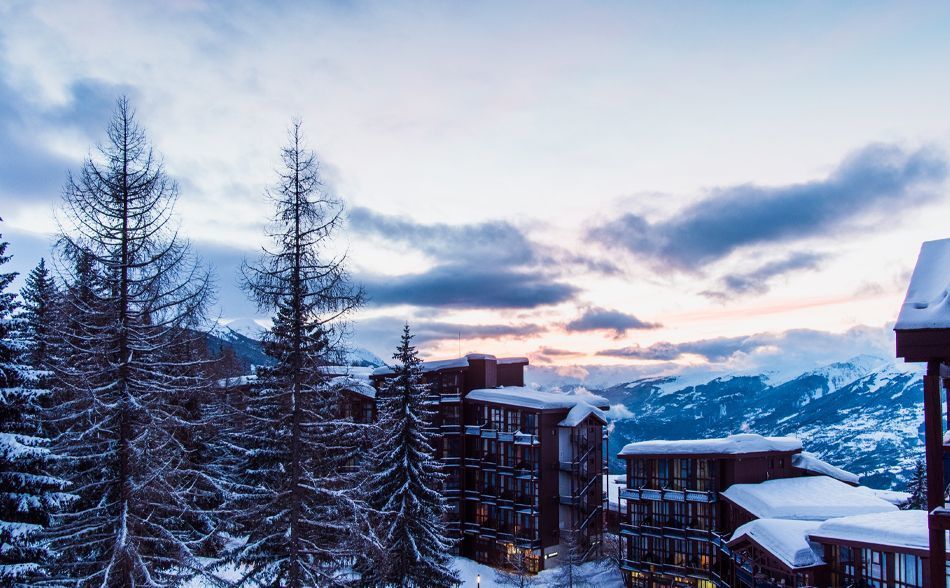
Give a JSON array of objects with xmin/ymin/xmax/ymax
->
[
  {"xmin": 45, "ymin": 97, "xmax": 220, "ymax": 586},
  {"xmin": 19, "ymin": 258, "xmax": 58, "ymax": 371},
  {"xmin": 904, "ymin": 459, "xmax": 926, "ymax": 510},
  {"xmin": 551, "ymin": 528, "xmax": 590, "ymax": 588},
  {"xmin": 0, "ymin": 227, "xmax": 69, "ymax": 584},
  {"xmin": 230, "ymin": 121, "xmax": 370, "ymax": 587},
  {"xmin": 360, "ymin": 324, "xmax": 459, "ymax": 587}
]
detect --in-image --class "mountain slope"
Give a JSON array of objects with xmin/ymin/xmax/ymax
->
[{"xmin": 605, "ymin": 357, "xmax": 925, "ymax": 489}]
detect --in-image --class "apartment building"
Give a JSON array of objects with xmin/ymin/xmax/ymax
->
[
  {"xmin": 372, "ymin": 353, "xmax": 608, "ymax": 572},
  {"xmin": 615, "ymin": 434, "xmax": 895, "ymax": 587}
]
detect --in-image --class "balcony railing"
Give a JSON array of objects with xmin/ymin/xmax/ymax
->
[
  {"xmin": 440, "ymin": 392, "xmax": 462, "ymax": 402},
  {"xmin": 464, "ymin": 424, "xmax": 482, "ymax": 436},
  {"xmin": 618, "ymin": 486, "xmax": 718, "ymax": 503},
  {"xmin": 480, "ymin": 427, "xmax": 497, "ymax": 439},
  {"xmin": 513, "ymin": 432, "xmax": 538, "ymax": 445}
]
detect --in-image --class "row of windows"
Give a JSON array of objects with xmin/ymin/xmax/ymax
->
[
  {"xmin": 467, "ymin": 504, "xmax": 538, "ymax": 536},
  {"xmin": 623, "ymin": 535, "xmax": 717, "ymax": 571},
  {"xmin": 466, "ymin": 470, "xmax": 538, "ymax": 500},
  {"xmin": 627, "ymin": 500, "xmax": 717, "ymax": 531},
  {"xmin": 467, "ymin": 404, "xmax": 539, "ymax": 435},
  {"xmin": 629, "ymin": 458, "xmax": 717, "ymax": 491},
  {"xmin": 826, "ymin": 545, "xmax": 925, "ymax": 588},
  {"xmin": 467, "ymin": 438, "xmax": 539, "ymax": 467}
]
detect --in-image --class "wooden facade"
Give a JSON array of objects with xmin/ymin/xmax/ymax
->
[
  {"xmin": 618, "ymin": 446, "xmax": 808, "ymax": 588},
  {"xmin": 371, "ymin": 354, "xmax": 607, "ymax": 572}
]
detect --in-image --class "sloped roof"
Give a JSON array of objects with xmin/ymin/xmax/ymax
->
[
  {"xmin": 619, "ymin": 433, "xmax": 801, "ymax": 457},
  {"xmin": 729, "ymin": 519, "xmax": 824, "ymax": 569},
  {"xmin": 896, "ymin": 238, "xmax": 950, "ymax": 330},
  {"xmin": 722, "ymin": 476, "xmax": 897, "ymax": 521}
]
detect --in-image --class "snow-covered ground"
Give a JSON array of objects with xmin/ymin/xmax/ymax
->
[
  {"xmin": 183, "ymin": 556, "xmax": 624, "ymax": 587},
  {"xmin": 452, "ymin": 556, "xmax": 624, "ymax": 587}
]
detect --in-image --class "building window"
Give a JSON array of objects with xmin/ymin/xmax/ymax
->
[
  {"xmin": 655, "ymin": 459, "xmax": 670, "ymax": 488},
  {"xmin": 671, "ymin": 458, "xmax": 690, "ymax": 490},
  {"xmin": 523, "ymin": 413, "xmax": 537, "ymax": 435},
  {"xmin": 861, "ymin": 548, "xmax": 886, "ymax": 587},
  {"xmin": 506, "ymin": 409, "xmax": 520, "ymax": 432},
  {"xmin": 894, "ymin": 552, "xmax": 921, "ymax": 587}
]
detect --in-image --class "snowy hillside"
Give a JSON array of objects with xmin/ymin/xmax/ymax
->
[{"xmin": 604, "ymin": 357, "xmax": 926, "ymax": 489}]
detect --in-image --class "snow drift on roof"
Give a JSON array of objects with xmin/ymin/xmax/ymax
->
[
  {"xmin": 329, "ymin": 376, "xmax": 376, "ymax": 399},
  {"xmin": 855, "ymin": 486, "xmax": 911, "ymax": 507},
  {"xmin": 497, "ymin": 356, "xmax": 529, "ymax": 365},
  {"xmin": 466, "ymin": 386, "xmax": 608, "ymax": 413},
  {"xmin": 792, "ymin": 451, "xmax": 859, "ymax": 485},
  {"xmin": 619, "ymin": 433, "xmax": 802, "ymax": 457},
  {"xmin": 812, "ymin": 510, "xmax": 942, "ymax": 551},
  {"xmin": 216, "ymin": 374, "xmax": 257, "ymax": 388},
  {"xmin": 722, "ymin": 476, "xmax": 897, "ymax": 521},
  {"xmin": 895, "ymin": 238, "xmax": 950, "ymax": 330},
  {"xmin": 372, "ymin": 353, "xmax": 499, "ymax": 376},
  {"xmin": 729, "ymin": 519, "xmax": 824, "ymax": 569},
  {"xmin": 558, "ymin": 403, "xmax": 607, "ymax": 427}
]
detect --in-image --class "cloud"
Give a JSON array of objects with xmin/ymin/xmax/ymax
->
[
  {"xmin": 598, "ymin": 336, "xmax": 748, "ymax": 362},
  {"xmin": 702, "ymin": 251, "xmax": 826, "ymax": 299},
  {"xmin": 0, "ymin": 76, "xmax": 132, "ymax": 213},
  {"xmin": 352, "ymin": 315, "xmax": 546, "ymax": 357},
  {"xmin": 594, "ymin": 144, "xmax": 947, "ymax": 269},
  {"xmin": 350, "ymin": 208, "xmax": 614, "ymax": 309},
  {"xmin": 597, "ymin": 325, "xmax": 894, "ymax": 368},
  {"xmin": 360, "ymin": 265, "xmax": 578, "ymax": 309},
  {"xmin": 565, "ymin": 306, "xmax": 660, "ymax": 336},
  {"xmin": 349, "ymin": 207, "xmax": 537, "ymax": 266}
]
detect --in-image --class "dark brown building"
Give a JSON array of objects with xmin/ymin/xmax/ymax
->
[
  {"xmin": 372, "ymin": 353, "xmax": 608, "ymax": 572},
  {"xmin": 615, "ymin": 434, "xmax": 892, "ymax": 588}
]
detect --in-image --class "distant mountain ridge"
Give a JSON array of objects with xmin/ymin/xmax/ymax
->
[
  {"xmin": 601, "ymin": 356, "xmax": 925, "ymax": 490},
  {"xmin": 207, "ymin": 322, "xmax": 384, "ymax": 371}
]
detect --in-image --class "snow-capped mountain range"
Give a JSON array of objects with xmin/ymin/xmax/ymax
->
[
  {"xmin": 209, "ymin": 319, "xmax": 385, "ymax": 370},
  {"xmin": 599, "ymin": 356, "xmax": 926, "ymax": 490}
]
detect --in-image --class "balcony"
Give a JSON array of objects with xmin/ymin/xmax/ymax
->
[
  {"xmin": 514, "ymin": 533, "xmax": 540, "ymax": 549},
  {"xmin": 619, "ymin": 487, "xmax": 639, "ymax": 501},
  {"xmin": 464, "ymin": 424, "xmax": 482, "ymax": 436},
  {"xmin": 685, "ymin": 490, "xmax": 717, "ymax": 503},
  {"xmin": 662, "ymin": 489, "xmax": 685, "ymax": 502},
  {"xmin": 480, "ymin": 427, "xmax": 498, "ymax": 439},
  {"xmin": 441, "ymin": 423, "xmax": 462, "ymax": 435},
  {"xmin": 440, "ymin": 392, "xmax": 461, "ymax": 403},
  {"xmin": 498, "ymin": 431, "xmax": 515, "ymax": 443},
  {"xmin": 513, "ymin": 432, "xmax": 538, "ymax": 445}
]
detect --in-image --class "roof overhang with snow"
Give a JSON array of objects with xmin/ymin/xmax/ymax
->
[
  {"xmin": 618, "ymin": 433, "xmax": 802, "ymax": 459},
  {"xmin": 721, "ymin": 476, "xmax": 897, "ymax": 521},
  {"xmin": 810, "ymin": 510, "xmax": 946, "ymax": 555},
  {"xmin": 728, "ymin": 519, "xmax": 825, "ymax": 570},
  {"xmin": 465, "ymin": 386, "xmax": 609, "ymax": 414},
  {"xmin": 896, "ymin": 238, "xmax": 950, "ymax": 362}
]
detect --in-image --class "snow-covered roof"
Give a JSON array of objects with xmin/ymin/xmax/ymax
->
[
  {"xmin": 216, "ymin": 374, "xmax": 257, "ymax": 388},
  {"xmin": 619, "ymin": 433, "xmax": 802, "ymax": 457},
  {"xmin": 466, "ymin": 386, "xmax": 608, "ymax": 413},
  {"xmin": 329, "ymin": 376, "xmax": 376, "ymax": 399},
  {"xmin": 722, "ymin": 476, "xmax": 897, "ymax": 521},
  {"xmin": 497, "ymin": 356, "xmax": 529, "ymax": 365},
  {"xmin": 372, "ymin": 353, "xmax": 500, "ymax": 376},
  {"xmin": 855, "ymin": 486, "xmax": 911, "ymax": 507},
  {"xmin": 811, "ymin": 510, "xmax": 943, "ymax": 552},
  {"xmin": 558, "ymin": 403, "xmax": 607, "ymax": 427},
  {"xmin": 319, "ymin": 365, "xmax": 374, "ymax": 378},
  {"xmin": 895, "ymin": 238, "xmax": 950, "ymax": 330},
  {"xmin": 792, "ymin": 451, "xmax": 859, "ymax": 485},
  {"xmin": 729, "ymin": 519, "xmax": 824, "ymax": 569}
]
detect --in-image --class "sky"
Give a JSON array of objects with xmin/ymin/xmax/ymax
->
[{"xmin": 1, "ymin": 0, "xmax": 949, "ymax": 386}]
